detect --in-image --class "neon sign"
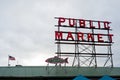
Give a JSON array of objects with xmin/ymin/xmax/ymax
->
[
  {"xmin": 55, "ymin": 17, "xmax": 113, "ymax": 43},
  {"xmin": 55, "ymin": 17, "xmax": 114, "ymax": 67}
]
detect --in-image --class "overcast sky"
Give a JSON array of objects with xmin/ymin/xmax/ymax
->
[{"xmin": 0, "ymin": 0, "xmax": 120, "ymax": 67}]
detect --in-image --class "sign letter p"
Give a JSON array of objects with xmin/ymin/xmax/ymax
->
[{"xmin": 58, "ymin": 17, "xmax": 65, "ymax": 26}]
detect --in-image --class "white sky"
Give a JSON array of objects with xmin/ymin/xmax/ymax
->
[{"xmin": 0, "ymin": 0, "xmax": 120, "ymax": 67}]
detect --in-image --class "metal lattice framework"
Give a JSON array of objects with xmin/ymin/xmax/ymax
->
[{"xmin": 55, "ymin": 17, "xmax": 113, "ymax": 67}]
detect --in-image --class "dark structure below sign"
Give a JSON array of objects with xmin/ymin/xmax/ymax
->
[{"xmin": 0, "ymin": 66, "xmax": 120, "ymax": 80}]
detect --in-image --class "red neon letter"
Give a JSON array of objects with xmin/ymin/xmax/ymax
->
[
  {"xmin": 79, "ymin": 19, "xmax": 86, "ymax": 28},
  {"xmin": 55, "ymin": 31, "xmax": 63, "ymax": 40},
  {"xmin": 104, "ymin": 21, "xmax": 110, "ymax": 29},
  {"xmin": 87, "ymin": 33, "xmax": 94, "ymax": 42},
  {"xmin": 77, "ymin": 32, "xmax": 84, "ymax": 41},
  {"xmin": 97, "ymin": 34, "xmax": 104, "ymax": 42},
  {"xmin": 108, "ymin": 34, "xmax": 113, "ymax": 42},
  {"xmin": 69, "ymin": 18, "xmax": 76, "ymax": 27},
  {"xmin": 89, "ymin": 20, "xmax": 95, "ymax": 28},
  {"xmin": 66, "ymin": 32, "xmax": 74, "ymax": 40},
  {"xmin": 58, "ymin": 17, "xmax": 65, "ymax": 26},
  {"xmin": 98, "ymin": 21, "xmax": 101, "ymax": 29}
]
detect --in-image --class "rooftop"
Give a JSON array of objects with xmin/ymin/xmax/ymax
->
[{"xmin": 0, "ymin": 66, "xmax": 120, "ymax": 77}]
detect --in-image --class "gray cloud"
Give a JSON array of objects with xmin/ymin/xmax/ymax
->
[{"xmin": 0, "ymin": 0, "xmax": 120, "ymax": 66}]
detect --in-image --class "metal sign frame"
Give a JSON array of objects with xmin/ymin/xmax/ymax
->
[{"xmin": 55, "ymin": 17, "xmax": 113, "ymax": 67}]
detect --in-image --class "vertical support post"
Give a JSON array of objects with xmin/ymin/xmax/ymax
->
[
  {"xmin": 91, "ymin": 28, "xmax": 97, "ymax": 67},
  {"xmin": 57, "ymin": 22, "xmax": 61, "ymax": 57},
  {"xmin": 8, "ymin": 55, "xmax": 10, "ymax": 67},
  {"xmin": 108, "ymin": 29, "xmax": 113, "ymax": 67}
]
